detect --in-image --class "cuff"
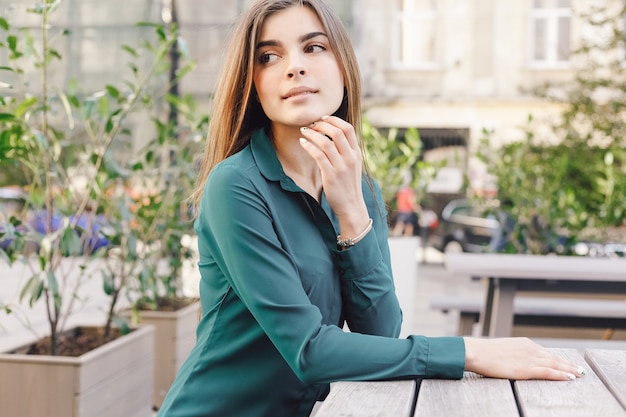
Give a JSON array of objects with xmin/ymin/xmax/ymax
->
[
  {"xmin": 334, "ymin": 228, "xmax": 382, "ymax": 280},
  {"xmin": 424, "ymin": 336, "xmax": 466, "ymax": 379}
]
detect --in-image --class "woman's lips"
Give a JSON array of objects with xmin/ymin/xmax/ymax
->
[{"xmin": 282, "ymin": 86, "xmax": 318, "ymax": 100}]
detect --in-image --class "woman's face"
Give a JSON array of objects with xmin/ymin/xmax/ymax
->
[{"xmin": 253, "ymin": 5, "xmax": 345, "ymax": 129}]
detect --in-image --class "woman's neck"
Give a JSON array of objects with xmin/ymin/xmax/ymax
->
[{"xmin": 270, "ymin": 125, "xmax": 323, "ymax": 201}]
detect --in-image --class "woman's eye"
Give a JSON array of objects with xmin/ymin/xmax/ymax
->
[
  {"xmin": 305, "ymin": 44, "xmax": 325, "ymax": 53},
  {"xmin": 257, "ymin": 52, "xmax": 278, "ymax": 65}
]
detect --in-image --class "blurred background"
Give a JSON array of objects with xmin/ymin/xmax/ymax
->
[{"xmin": 1, "ymin": 0, "xmax": 624, "ymax": 253}]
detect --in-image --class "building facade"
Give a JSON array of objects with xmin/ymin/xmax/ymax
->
[
  {"xmin": 353, "ymin": 0, "xmax": 624, "ymax": 195},
  {"xmin": 1, "ymin": 0, "xmax": 623, "ymax": 196}
]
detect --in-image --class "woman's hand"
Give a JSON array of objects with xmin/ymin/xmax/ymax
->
[
  {"xmin": 298, "ymin": 115, "xmax": 370, "ymax": 238},
  {"xmin": 464, "ymin": 337, "xmax": 585, "ymax": 380}
]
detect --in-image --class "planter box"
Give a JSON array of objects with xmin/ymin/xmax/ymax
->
[
  {"xmin": 0, "ymin": 325, "xmax": 155, "ymax": 417},
  {"xmin": 388, "ymin": 236, "xmax": 419, "ymax": 338},
  {"xmin": 136, "ymin": 300, "xmax": 199, "ymax": 409}
]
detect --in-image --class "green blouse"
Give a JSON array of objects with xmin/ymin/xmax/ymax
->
[{"xmin": 157, "ymin": 128, "xmax": 465, "ymax": 417}]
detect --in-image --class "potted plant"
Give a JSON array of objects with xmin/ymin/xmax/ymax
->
[
  {"xmin": 0, "ymin": 2, "xmax": 188, "ymax": 416},
  {"xmin": 123, "ymin": 91, "xmax": 206, "ymax": 409}
]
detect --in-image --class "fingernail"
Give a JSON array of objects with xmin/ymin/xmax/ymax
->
[
  {"xmin": 577, "ymin": 366, "xmax": 586, "ymax": 376},
  {"xmin": 299, "ymin": 138, "xmax": 307, "ymax": 144},
  {"xmin": 309, "ymin": 121, "xmax": 317, "ymax": 127},
  {"xmin": 567, "ymin": 373, "xmax": 576, "ymax": 380},
  {"xmin": 321, "ymin": 115, "xmax": 329, "ymax": 120},
  {"xmin": 300, "ymin": 126, "xmax": 310, "ymax": 132}
]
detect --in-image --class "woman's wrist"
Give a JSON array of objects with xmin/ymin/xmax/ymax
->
[
  {"xmin": 337, "ymin": 218, "xmax": 373, "ymax": 249},
  {"xmin": 462, "ymin": 337, "xmax": 478, "ymax": 372}
]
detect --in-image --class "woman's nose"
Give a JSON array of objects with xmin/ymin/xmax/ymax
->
[
  {"xmin": 287, "ymin": 68, "xmax": 306, "ymax": 78},
  {"xmin": 286, "ymin": 54, "xmax": 307, "ymax": 78}
]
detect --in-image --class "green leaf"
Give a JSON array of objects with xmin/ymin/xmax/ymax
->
[
  {"xmin": 176, "ymin": 37, "xmax": 191, "ymax": 59},
  {"xmin": 136, "ymin": 21, "xmax": 159, "ymax": 28},
  {"xmin": 104, "ymin": 108, "xmax": 122, "ymax": 134},
  {"xmin": 60, "ymin": 226, "xmax": 82, "ymax": 256},
  {"xmin": 174, "ymin": 61, "xmax": 196, "ymax": 81},
  {"xmin": 155, "ymin": 26, "xmax": 166, "ymax": 42},
  {"xmin": 0, "ymin": 17, "xmax": 9, "ymax": 31},
  {"xmin": 47, "ymin": 271, "xmax": 62, "ymax": 312},
  {"xmin": 19, "ymin": 275, "xmax": 44, "ymax": 307},
  {"xmin": 67, "ymin": 95, "xmax": 80, "ymax": 108},
  {"xmin": 33, "ymin": 130, "xmax": 49, "ymax": 148},
  {"xmin": 102, "ymin": 272, "xmax": 115, "ymax": 296},
  {"xmin": 83, "ymin": 99, "xmax": 95, "ymax": 118},
  {"xmin": 121, "ymin": 45, "xmax": 139, "ymax": 58},
  {"xmin": 48, "ymin": 48, "xmax": 62, "ymax": 61},
  {"xmin": 67, "ymin": 78, "xmax": 78, "ymax": 95},
  {"xmin": 127, "ymin": 234, "xmax": 138, "ymax": 257},
  {"xmin": 97, "ymin": 95, "xmax": 110, "ymax": 119},
  {"xmin": 102, "ymin": 155, "xmax": 123, "ymax": 177},
  {"xmin": 105, "ymin": 85, "xmax": 120, "ymax": 99},
  {"xmin": 14, "ymin": 97, "xmax": 38, "ymax": 118},
  {"xmin": 105, "ymin": 117, "xmax": 114, "ymax": 134},
  {"xmin": 7, "ymin": 35, "xmax": 17, "ymax": 52},
  {"xmin": 127, "ymin": 63, "xmax": 139, "ymax": 75},
  {"xmin": 0, "ymin": 113, "xmax": 16, "ymax": 122},
  {"xmin": 112, "ymin": 315, "xmax": 131, "ymax": 334},
  {"xmin": 58, "ymin": 91, "xmax": 75, "ymax": 129}
]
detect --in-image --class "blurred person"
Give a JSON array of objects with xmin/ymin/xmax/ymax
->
[
  {"xmin": 156, "ymin": 1, "xmax": 584, "ymax": 417},
  {"xmin": 392, "ymin": 180, "xmax": 418, "ymax": 237}
]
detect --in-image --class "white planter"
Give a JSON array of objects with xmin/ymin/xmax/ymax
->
[
  {"xmin": 388, "ymin": 236, "xmax": 419, "ymax": 338},
  {"xmin": 0, "ymin": 325, "xmax": 154, "ymax": 417},
  {"xmin": 136, "ymin": 300, "xmax": 199, "ymax": 409}
]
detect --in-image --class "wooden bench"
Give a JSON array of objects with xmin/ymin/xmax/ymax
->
[
  {"xmin": 430, "ymin": 295, "xmax": 626, "ymax": 336},
  {"xmin": 445, "ymin": 253, "xmax": 626, "ymax": 337}
]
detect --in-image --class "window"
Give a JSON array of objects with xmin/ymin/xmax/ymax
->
[
  {"xmin": 391, "ymin": 0, "xmax": 438, "ymax": 68},
  {"xmin": 529, "ymin": 0, "xmax": 572, "ymax": 67}
]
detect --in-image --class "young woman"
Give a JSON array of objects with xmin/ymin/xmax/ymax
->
[{"xmin": 157, "ymin": 1, "xmax": 583, "ymax": 416}]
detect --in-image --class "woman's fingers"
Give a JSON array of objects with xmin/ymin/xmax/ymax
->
[
  {"xmin": 298, "ymin": 116, "xmax": 362, "ymax": 175},
  {"xmin": 298, "ymin": 116, "xmax": 367, "ymax": 221},
  {"xmin": 463, "ymin": 337, "xmax": 585, "ymax": 381},
  {"xmin": 302, "ymin": 115, "xmax": 359, "ymax": 155},
  {"xmin": 314, "ymin": 116, "xmax": 359, "ymax": 150}
]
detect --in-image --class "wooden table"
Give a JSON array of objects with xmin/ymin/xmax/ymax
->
[
  {"xmin": 315, "ymin": 349, "xmax": 626, "ymax": 417},
  {"xmin": 444, "ymin": 253, "xmax": 626, "ymax": 337}
]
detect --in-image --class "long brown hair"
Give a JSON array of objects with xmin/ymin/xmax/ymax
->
[{"xmin": 192, "ymin": 0, "xmax": 366, "ymax": 208}]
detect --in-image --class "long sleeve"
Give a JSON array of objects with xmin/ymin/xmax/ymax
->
[
  {"xmin": 157, "ymin": 130, "xmax": 465, "ymax": 417},
  {"xmin": 325, "ymin": 180, "xmax": 403, "ymax": 337},
  {"xmin": 199, "ymin": 159, "xmax": 464, "ymax": 384}
]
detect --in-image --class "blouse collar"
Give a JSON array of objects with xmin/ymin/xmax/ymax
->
[{"xmin": 250, "ymin": 128, "xmax": 302, "ymax": 192}]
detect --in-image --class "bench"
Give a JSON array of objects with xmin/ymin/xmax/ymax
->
[{"xmin": 430, "ymin": 295, "xmax": 626, "ymax": 337}]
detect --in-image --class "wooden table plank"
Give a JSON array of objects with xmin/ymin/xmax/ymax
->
[
  {"xmin": 585, "ymin": 349, "xmax": 626, "ymax": 411},
  {"xmin": 414, "ymin": 372, "xmax": 519, "ymax": 417},
  {"xmin": 515, "ymin": 349, "xmax": 626, "ymax": 417},
  {"xmin": 315, "ymin": 380, "xmax": 416, "ymax": 417}
]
